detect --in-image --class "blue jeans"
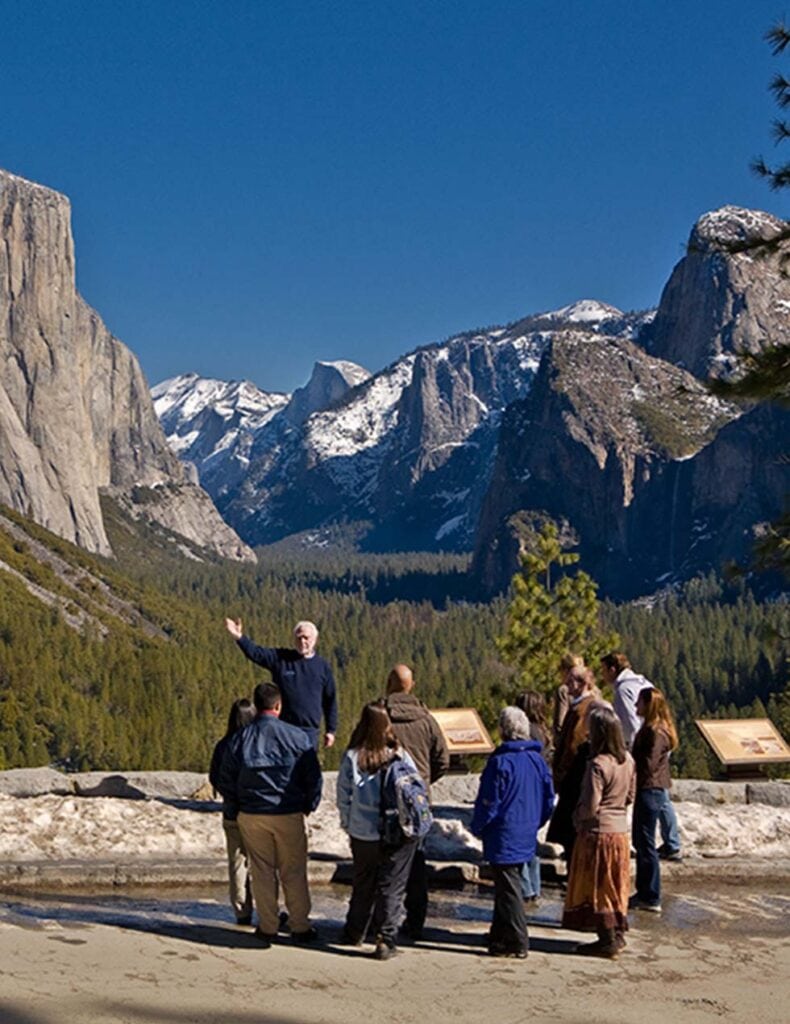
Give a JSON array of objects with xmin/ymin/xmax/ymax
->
[
  {"xmin": 519, "ymin": 855, "xmax": 541, "ymax": 899},
  {"xmin": 658, "ymin": 790, "xmax": 680, "ymax": 853},
  {"xmin": 632, "ymin": 788, "xmax": 663, "ymax": 905}
]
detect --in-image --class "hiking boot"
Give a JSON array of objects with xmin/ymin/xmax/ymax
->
[
  {"xmin": 374, "ymin": 941, "xmax": 397, "ymax": 961},
  {"xmin": 254, "ymin": 929, "xmax": 277, "ymax": 948},
  {"xmin": 628, "ymin": 895, "xmax": 662, "ymax": 913},
  {"xmin": 340, "ymin": 927, "xmax": 364, "ymax": 947},
  {"xmin": 292, "ymin": 926, "xmax": 319, "ymax": 945}
]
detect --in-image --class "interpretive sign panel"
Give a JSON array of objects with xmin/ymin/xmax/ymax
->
[
  {"xmin": 430, "ymin": 708, "xmax": 495, "ymax": 755},
  {"xmin": 695, "ymin": 718, "xmax": 790, "ymax": 766}
]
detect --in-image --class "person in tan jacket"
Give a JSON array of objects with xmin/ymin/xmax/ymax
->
[{"xmin": 384, "ymin": 664, "xmax": 450, "ymax": 940}]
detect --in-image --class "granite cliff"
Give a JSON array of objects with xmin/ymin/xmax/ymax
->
[
  {"xmin": 645, "ymin": 206, "xmax": 790, "ymax": 378},
  {"xmin": 472, "ymin": 206, "xmax": 789, "ymax": 598},
  {"xmin": 0, "ymin": 169, "xmax": 254, "ymax": 562}
]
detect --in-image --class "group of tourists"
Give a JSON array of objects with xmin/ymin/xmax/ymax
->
[{"xmin": 210, "ymin": 616, "xmax": 681, "ymax": 962}]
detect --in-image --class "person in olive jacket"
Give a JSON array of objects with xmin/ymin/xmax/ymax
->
[{"xmin": 384, "ymin": 663, "xmax": 450, "ymax": 940}]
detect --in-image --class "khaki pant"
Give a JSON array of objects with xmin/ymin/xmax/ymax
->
[
  {"xmin": 238, "ymin": 811, "xmax": 311, "ymax": 935},
  {"xmin": 222, "ymin": 818, "xmax": 252, "ymax": 921}
]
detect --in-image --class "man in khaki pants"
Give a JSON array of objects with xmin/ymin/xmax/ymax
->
[{"xmin": 218, "ymin": 682, "xmax": 322, "ymax": 946}]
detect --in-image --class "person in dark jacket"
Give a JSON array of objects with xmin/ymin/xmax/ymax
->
[
  {"xmin": 471, "ymin": 706, "xmax": 555, "ymax": 958},
  {"xmin": 225, "ymin": 616, "xmax": 338, "ymax": 749},
  {"xmin": 630, "ymin": 688, "xmax": 679, "ymax": 914},
  {"xmin": 385, "ymin": 663, "xmax": 450, "ymax": 940},
  {"xmin": 217, "ymin": 682, "xmax": 322, "ymax": 947},
  {"xmin": 209, "ymin": 697, "xmax": 256, "ymax": 925}
]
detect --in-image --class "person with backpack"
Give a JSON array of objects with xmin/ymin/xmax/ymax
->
[
  {"xmin": 336, "ymin": 700, "xmax": 429, "ymax": 960},
  {"xmin": 471, "ymin": 706, "xmax": 555, "ymax": 959}
]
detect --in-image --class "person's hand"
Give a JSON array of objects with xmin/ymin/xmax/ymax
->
[
  {"xmin": 225, "ymin": 617, "xmax": 243, "ymax": 640},
  {"xmin": 324, "ymin": 732, "xmax": 336, "ymax": 748}
]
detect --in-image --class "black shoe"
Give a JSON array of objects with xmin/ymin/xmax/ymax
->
[
  {"xmin": 292, "ymin": 926, "xmax": 319, "ymax": 945},
  {"xmin": 374, "ymin": 941, "xmax": 396, "ymax": 961},
  {"xmin": 658, "ymin": 846, "xmax": 683, "ymax": 862},
  {"xmin": 400, "ymin": 921, "xmax": 424, "ymax": 942},
  {"xmin": 340, "ymin": 927, "xmax": 363, "ymax": 947},
  {"xmin": 576, "ymin": 939, "xmax": 618, "ymax": 960},
  {"xmin": 278, "ymin": 910, "xmax": 290, "ymax": 931},
  {"xmin": 489, "ymin": 946, "xmax": 527, "ymax": 959},
  {"xmin": 236, "ymin": 914, "xmax": 253, "ymax": 927},
  {"xmin": 254, "ymin": 929, "xmax": 277, "ymax": 948}
]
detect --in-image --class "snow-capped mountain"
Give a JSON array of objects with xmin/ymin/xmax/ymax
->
[
  {"xmin": 153, "ymin": 305, "xmax": 648, "ymax": 552},
  {"xmin": 152, "ymin": 360, "xmax": 370, "ymax": 501}
]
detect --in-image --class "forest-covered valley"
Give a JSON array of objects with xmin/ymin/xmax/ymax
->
[{"xmin": 0, "ymin": 500, "xmax": 786, "ymax": 779}]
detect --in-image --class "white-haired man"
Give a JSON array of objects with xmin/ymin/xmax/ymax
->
[{"xmin": 225, "ymin": 617, "xmax": 337, "ymax": 749}]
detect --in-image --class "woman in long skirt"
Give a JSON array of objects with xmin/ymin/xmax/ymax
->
[{"xmin": 562, "ymin": 705, "xmax": 635, "ymax": 959}]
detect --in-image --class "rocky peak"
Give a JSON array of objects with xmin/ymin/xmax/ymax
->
[
  {"xmin": 544, "ymin": 298, "xmax": 624, "ymax": 324},
  {"xmin": 690, "ymin": 205, "xmax": 788, "ymax": 252},
  {"xmin": 284, "ymin": 359, "xmax": 370, "ymax": 425},
  {"xmin": 644, "ymin": 205, "xmax": 790, "ymax": 379}
]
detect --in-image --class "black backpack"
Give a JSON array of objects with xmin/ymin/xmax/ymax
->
[{"xmin": 380, "ymin": 755, "xmax": 433, "ymax": 848}]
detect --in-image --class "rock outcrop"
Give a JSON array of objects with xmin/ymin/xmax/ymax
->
[
  {"xmin": 471, "ymin": 205, "xmax": 790, "ymax": 599},
  {"xmin": 0, "ymin": 168, "xmax": 255, "ymax": 562},
  {"xmin": 644, "ymin": 206, "xmax": 790, "ymax": 378},
  {"xmin": 471, "ymin": 330, "xmax": 788, "ymax": 599}
]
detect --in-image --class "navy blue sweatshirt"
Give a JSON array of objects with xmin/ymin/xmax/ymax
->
[{"xmin": 237, "ymin": 635, "xmax": 339, "ymax": 737}]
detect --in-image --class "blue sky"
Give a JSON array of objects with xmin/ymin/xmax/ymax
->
[{"xmin": 2, "ymin": 1, "xmax": 786, "ymax": 392}]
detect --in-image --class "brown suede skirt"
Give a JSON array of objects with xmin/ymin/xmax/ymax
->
[{"xmin": 562, "ymin": 830, "xmax": 631, "ymax": 933}]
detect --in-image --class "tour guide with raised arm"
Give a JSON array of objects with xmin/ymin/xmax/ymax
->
[{"xmin": 225, "ymin": 618, "xmax": 338, "ymax": 749}]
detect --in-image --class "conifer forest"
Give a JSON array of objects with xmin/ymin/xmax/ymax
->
[{"xmin": 0, "ymin": 501, "xmax": 786, "ymax": 780}]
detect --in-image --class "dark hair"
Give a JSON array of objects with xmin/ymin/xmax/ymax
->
[
  {"xmin": 601, "ymin": 651, "xmax": 630, "ymax": 674},
  {"xmin": 253, "ymin": 682, "xmax": 282, "ymax": 712},
  {"xmin": 515, "ymin": 690, "xmax": 547, "ymax": 727},
  {"xmin": 347, "ymin": 700, "xmax": 399, "ymax": 773},
  {"xmin": 225, "ymin": 697, "xmax": 255, "ymax": 738},
  {"xmin": 588, "ymin": 705, "xmax": 627, "ymax": 763}
]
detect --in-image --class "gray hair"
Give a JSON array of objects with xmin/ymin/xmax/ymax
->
[
  {"xmin": 293, "ymin": 620, "xmax": 318, "ymax": 637},
  {"xmin": 499, "ymin": 705, "xmax": 531, "ymax": 741}
]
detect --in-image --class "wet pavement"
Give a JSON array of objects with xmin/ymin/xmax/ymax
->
[{"xmin": 1, "ymin": 878, "xmax": 788, "ymax": 942}]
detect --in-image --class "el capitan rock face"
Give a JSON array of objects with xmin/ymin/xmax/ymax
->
[{"xmin": 0, "ymin": 168, "xmax": 254, "ymax": 563}]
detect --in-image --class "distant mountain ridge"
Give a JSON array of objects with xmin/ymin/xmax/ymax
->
[
  {"xmin": 155, "ymin": 305, "xmax": 650, "ymax": 552},
  {"xmin": 153, "ymin": 204, "xmax": 788, "ymax": 597}
]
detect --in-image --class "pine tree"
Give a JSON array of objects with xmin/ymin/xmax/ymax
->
[{"xmin": 496, "ymin": 522, "xmax": 619, "ymax": 700}]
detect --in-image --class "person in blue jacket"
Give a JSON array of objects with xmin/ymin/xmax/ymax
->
[
  {"xmin": 471, "ymin": 705, "xmax": 555, "ymax": 958},
  {"xmin": 225, "ymin": 616, "xmax": 338, "ymax": 750},
  {"xmin": 217, "ymin": 682, "xmax": 323, "ymax": 947}
]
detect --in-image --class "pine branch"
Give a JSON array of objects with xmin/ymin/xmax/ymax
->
[
  {"xmin": 766, "ymin": 22, "xmax": 790, "ymax": 55},
  {"xmin": 769, "ymin": 73, "xmax": 790, "ymax": 107}
]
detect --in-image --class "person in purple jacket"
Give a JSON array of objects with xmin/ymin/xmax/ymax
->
[
  {"xmin": 225, "ymin": 617, "xmax": 338, "ymax": 750},
  {"xmin": 471, "ymin": 706, "xmax": 555, "ymax": 959}
]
